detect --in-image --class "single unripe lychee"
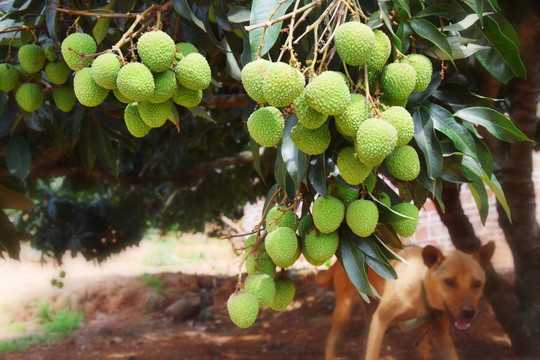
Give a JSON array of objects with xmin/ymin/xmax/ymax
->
[
  {"xmin": 297, "ymin": 214, "xmax": 313, "ymax": 239},
  {"xmin": 150, "ymin": 69, "xmax": 178, "ymax": 103},
  {"xmin": 116, "ymin": 62, "xmax": 155, "ymax": 102},
  {"xmin": 385, "ymin": 145, "xmax": 420, "ymax": 181},
  {"xmin": 124, "ymin": 102, "xmax": 151, "ymax": 138},
  {"xmin": 303, "ymin": 229, "xmax": 339, "ymax": 264},
  {"xmin": 137, "ymin": 30, "xmax": 176, "ymax": 72},
  {"xmin": 244, "ymin": 274, "xmax": 276, "ymax": 307},
  {"xmin": 0, "ymin": 63, "xmax": 20, "ymax": 91},
  {"xmin": 73, "ymin": 67, "xmax": 109, "ymax": 107},
  {"xmin": 15, "ymin": 83, "xmax": 43, "ymax": 112},
  {"xmin": 381, "ymin": 62, "xmax": 417, "ymax": 100},
  {"xmin": 61, "ymin": 33, "xmax": 97, "ymax": 70},
  {"xmin": 247, "ymin": 106, "xmax": 284, "ymax": 147},
  {"xmin": 330, "ymin": 180, "xmax": 359, "ymax": 207},
  {"xmin": 175, "ymin": 53, "xmax": 211, "ymax": 90},
  {"xmin": 391, "ymin": 202, "xmax": 419, "ymax": 237},
  {"xmin": 379, "ymin": 106, "xmax": 414, "ymax": 147},
  {"xmin": 337, "ymin": 147, "xmax": 372, "ymax": 185},
  {"xmin": 241, "ymin": 59, "xmax": 271, "ymax": 103},
  {"xmin": 269, "ymin": 275, "xmax": 295, "ymax": 311},
  {"xmin": 265, "ymin": 227, "xmax": 299, "ymax": 268},
  {"xmin": 172, "ymin": 83, "xmax": 202, "ymax": 107},
  {"xmin": 18, "ymin": 44, "xmax": 45, "ymax": 74},
  {"xmin": 366, "ymin": 30, "xmax": 391, "ymax": 72},
  {"xmin": 138, "ymin": 100, "xmax": 172, "ymax": 128},
  {"xmin": 334, "ymin": 94, "xmax": 370, "ymax": 137},
  {"xmin": 305, "ymin": 71, "xmax": 351, "ymax": 115},
  {"xmin": 262, "ymin": 62, "xmax": 305, "ymax": 107},
  {"xmin": 175, "ymin": 42, "xmax": 198, "ymax": 61},
  {"xmin": 312, "ymin": 196, "xmax": 345, "ymax": 234},
  {"xmin": 91, "ymin": 53, "xmax": 121, "ymax": 89},
  {"xmin": 44, "ymin": 61, "xmax": 70, "ymax": 85},
  {"xmin": 355, "ymin": 118, "xmax": 398, "ymax": 166},
  {"xmin": 293, "ymin": 90, "xmax": 327, "ymax": 129},
  {"xmin": 44, "ymin": 45, "xmax": 57, "ymax": 62},
  {"xmin": 227, "ymin": 292, "xmax": 259, "ymax": 328},
  {"xmin": 400, "ymin": 54, "xmax": 432, "ymax": 93},
  {"xmin": 346, "ymin": 199, "xmax": 379, "ymax": 237},
  {"xmin": 291, "ymin": 123, "xmax": 331, "ymax": 155},
  {"xmin": 53, "ymin": 85, "xmax": 76, "ymax": 113},
  {"xmin": 266, "ymin": 205, "xmax": 298, "ymax": 233},
  {"xmin": 246, "ymin": 251, "xmax": 276, "ymax": 277},
  {"xmin": 334, "ymin": 21, "xmax": 375, "ymax": 66}
]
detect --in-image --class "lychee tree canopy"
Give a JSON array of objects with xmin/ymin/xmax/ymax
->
[{"xmin": 0, "ymin": 0, "xmax": 528, "ymax": 293}]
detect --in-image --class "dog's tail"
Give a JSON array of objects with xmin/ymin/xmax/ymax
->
[{"xmin": 315, "ymin": 261, "xmax": 337, "ymax": 287}]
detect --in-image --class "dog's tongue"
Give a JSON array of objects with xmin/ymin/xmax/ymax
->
[{"xmin": 454, "ymin": 317, "xmax": 471, "ymax": 331}]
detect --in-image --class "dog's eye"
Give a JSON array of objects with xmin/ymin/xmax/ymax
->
[
  {"xmin": 444, "ymin": 278, "xmax": 456, "ymax": 287},
  {"xmin": 471, "ymin": 280, "xmax": 482, "ymax": 289}
]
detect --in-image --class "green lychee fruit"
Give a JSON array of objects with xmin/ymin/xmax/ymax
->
[
  {"xmin": 91, "ymin": 53, "xmax": 121, "ymax": 89},
  {"xmin": 334, "ymin": 21, "xmax": 375, "ymax": 66},
  {"xmin": 44, "ymin": 61, "xmax": 70, "ymax": 85},
  {"xmin": 124, "ymin": 102, "xmax": 151, "ymax": 138},
  {"xmin": 44, "ymin": 45, "xmax": 57, "ymax": 62},
  {"xmin": 290, "ymin": 123, "xmax": 331, "ymax": 155},
  {"xmin": 175, "ymin": 42, "xmax": 198, "ymax": 61},
  {"xmin": 337, "ymin": 147, "xmax": 372, "ymax": 185},
  {"xmin": 330, "ymin": 180, "xmax": 359, "ymax": 207},
  {"xmin": 303, "ymin": 229, "xmax": 339, "ymax": 264},
  {"xmin": 245, "ymin": 235, "xmax": 265, "ymax": 252},
  {"xmin": 385, "ymin": 145, "xmax": 420, "ymax": 181},
  {"xmin": 266, "ymin": 205, "xmax": 298, "ymax": 233},
  {"xmin": 246, "ymin": 251, "xmax": 276, "ymax": 277},
  {"xmin": 380, "ymin": 96, "xmax": 408, "ymax": 108},
  {"xmin": 334, "ymin": 94, "xmax": 370, "ymax": 137},
  {"xmin": 305, "ymin": 71, "xmax": 351, "ymax": 115},
  {"xmin": 15, "ymin": 64, "xmax": 32, "ymax": 82},
  {"xmin": 18, "ymin": 44, "xmax": 45, "ymax": 74},
  {"xmin": 175, "ymin": 53, "xmax": 211, "ymax": 90},
  {"xmin": 0, "ymin": 63, "xmax": 20, "ymax": 91},
  {"xmin": 355, "ymin": 118, "xmax": 398, "ymax": 166},
  {"xmin": 172, "ymin": 83, "xmax": 202, "ymax": 107},
  {"xmin": 241, "ymin": 58, "xmax": 271, "ymax": 103},
  {"xmin": 113, "ymin": 88, "xmax": 132, "ymax": 103},
  {"xmin": 73, "ymin": 67, "xmax": 109, "ymax": 107},
  {"xmin": 116, "ymin": 62, "xmax": 155, "ymax": 102},
  {"xmin": 61, "ymin": 33, "xmax": 97, "ymax": 70},
  {"xmin": 150, "ymin": 69, "xmax": 178, "ymax": 103},
  {"xmin": 53, "ymin": 85, "xmax": 76, "ymax": 113},
  {"xmin": 137, "ymin": 30, "xmax": 176, "ymax": 72},
  {"xmin": 15, "ymin": 83, "xmax": 43, "ymax": 112},
  {"xmin": 247, "ymin": 106, "xmax": 284, "ymax": 147},
  {"xmin": 245, "ymin": 274, "xmax": 276, "ymax": 307},
  {"xmin": 138, "ymin": 100, "xmax": 172, "ymax": 128},
  {"xmin": 346, "ymin": 199, "xmax": 379, "ymax": 237},
  {"xmin": 265, "ymin": 227, "xmax": 299, "ymax": 268},
  {"xmin": 227, "ymin": 292, "xmax": 259, "ymax": 328},
  {"xmin": 312, "ymin": 196, "xmax": 345, "ymax": 234},
  {"xmin": 381, "ymin": 62, "xmax": 417, "ymax": 100},
  {"xmin": 293, "ymin": 90, "xmax": 327, "ymax": 129},
  {"xmin": 400, "ymin": 54, "xmax": 432, "ymax": 93},
  {"xmin": 379, "ymin": 106, "xmax": 414, "ymax": 147},
  {"xmin": 297, "ymin": 214, "xmax": 313, "ymax": 239},
  {"xmin": 363, "ymin": 172, "xmax": 376, "ymax": 193},
  {"xmin": 391, "ymin": 202, "xmax": 419, "ymax": 237},
  {"xmin": 366, "ymin": 30, "xmax": 391, "ymax": 72},
  {"xmin": 262, "ymin": 62, "xmax": 305, "ymax": 107},
  {"xmin": 269, "ymin": 275, "xmax": 295, "ymax": 311},
  {"xmin": 377, "ymin": 192, "xmax": 392, "ymax": 208}
]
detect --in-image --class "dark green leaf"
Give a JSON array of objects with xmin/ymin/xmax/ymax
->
[
  {"xmin": 432, "ymin": 83, "xmax": 494, "ymax": 112},
  {"xmin": 462, "ymin": 165, "xmax": 489, "ymax": 225},
  {"xmin": 213, "ymin": 1, "xmax": 232, "ymax": 31},
  {"xmin": 114, "ymin": 0, "xmax": 137, "ymax": 30},
  {"xmin": 396, "ymin": 21, "xmax": 412, "ymax": 54},
  {"xmin": 410, "ymin": 18, "xmax": 452, "ymax": 61},
  {"xmin": 188, "ymin": 106, "xmax": 216, "ymax": 123},
  {"xmin": 440, "ymin": 157, "xmax": 470, "ymax": 183},
  {"xmin": 473, "ymin": 137, "xmax": 493, "ymax": 177},
  {"xmin": 45, "ymin": 5, "xmax": 58, "ymax": 43},
  {"xmin": 371, "ymin": 231, "xmax": 405, "ymax": 258},
  {"xmin": 413, "ymin": 106, "xmax": 443, "ymax": 180},
  {"xmin": 93, "ymin": 18, "xmax": 110, "ymax": 45},
  {"xmin": 250, "ymin": 139, "xmax": 265, "ymax": 183},
  {"xmin": 93, "ymin": 121, "xmax": 117, "ymax": 176},
  {"xmin": 220, "ymin": 37, "xmax": 242, "ymax": 80},
  {"xmin": 79, "ymin": 119, "xmax": 96, "ymax": 171},
  {"xmin": 0, "ymin": 210, "xmax": 20, "ymax": 260},
  {"xmin": 414, "ymin": 4, "xmax": 459, "ymax": 19},
  {"xmin": 281, "ymin": 115, "xmax": 309, "ymax": 189},
  {"xmin": 378, "ymin": 0, "xmax": 402, "ymax": 52},
  {"xmin": 308, "ymin": 154, "xmax": 327, "ymax": 197},
  {"xmin": 228, "ymin": 6, "xmax": 251, "ymax": 23},
  {"xmin": 262, "ymin": 183, "xmax": 280, "ymax": 221},
  {"xmin": 407, "ymin": 71, "xmax": 442, "ymax": 106},
  {"xmin": 462, "ymin": 0, "xmax": 484, "ymax": 26},
  {"xmin": 6, "ymin": 136, "xmax": 31, "ymax": 181},
  {"xmin": 392, "ymin": 0, "xmax": 411, "ymax": 17},
  {"xmin": 274, "ymin": 143, "xmax": 296, "ymax": 200},
  {"xmin": 249, "ymin": 0, "xmax": 293, "ymax": 60},
  {"xmin": 173, "ymin": 0, "xmax": 206, "ymax": 31},
  {"xmin": 338, "ymin": 228, "xmax": 375, "ymax": 297}
]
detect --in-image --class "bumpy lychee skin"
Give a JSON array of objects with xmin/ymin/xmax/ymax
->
[
  {"xmin": 366, "ymin": 30, "xmax": 391, "ymax": 72},
  {"xmin": 175, "ymin": 42, "xmax": 198, "ymax": 60},
  {"xmin": 305, "ymin": 71, "xmax": 351, "ymax": 115},
  {"xmin": 245, "ymin": 235, "xmax": 265, "ymax": 253},
  {"xmin": 334, "ymin": 94, "xmax": 370, "ymax": 137},
  {"xmin": 172, "ymin": 84, "xmax": 202, "ymax": 107},
  {"xmin": 53, "ymin": 85, "xmax": 76, "ymax": 113},
  {"xmin": 385, "ymin": 145, "xmax": 420, "ymax": 181},
  {"xmin": 303, "ymin": 229, "xmax": 339, "ymax": 264},
  {"xmin": 151, "ymin": 69, "xmax": 178, "ymax": 104},
  {"xmin": 380, "ymin": 106, "xmax": 414, "ymax": 147},
  {"xmin": 391, "ymin": 202, "xmax": 419, "ymax": 237},
  {"xmin": 355, "ymin": 118, "xmax": 398, "ymax": 166},
  {"xmin": 91, "ymin": 53, "xmax": 121, "ymax": 89},
  {"xmin": 227, "ymin": 292, "xmax": 259, "ymax": 328},
  {"xmin": 334, "ymin": 21, "xmax": 375, "ymax": 66},
  {"xmin": 401, "ymin": 54, "xmax": 432, "ymax": 93},
  {"xmin": 337, "ymin": 147, "xmax": 372, "ymax": 186},
  {"xmin": 266, "ymin": 206, "xmax": 298, "ymax": 233},
  {"xmin": 381, "ymin": 62, "xmax": 417, "ymax": 100},
  {"xmin": 293, "ymin": 90, "xmax": 327, "ymax": 129},
  {"xmin": 138, "ymin": 100, "xmax": 172, "ymax": 128},
  {"xmin": 241, "ymin": 59, "xmax": 271, "ymax": 103},
  {"xmin": 18, "ymin": 44, "xmax": 45, "ymax": 74},
  {"xmin": 244, "ymin": 274, "xmax": 276, "ymax": 308},
  {"xmin": 61, "ymin": 33, "xmax": 97, "ymax": 70},
  {"xmin": 269, "ymin": 275, "xmax": 295, "ymax": 311},
  {"xmin": 175, "ymin": 53, "xmax": 212, "ymax": 90},
  {"xmin": 346, "ymin": 199, "xmax": 379, "ymax": 237},
  {"xmin": 312, "ymin": 196, "xmax": 345, "ymax": 234},
  {"xmin": 377, "ymin": 192, "xmax": 392, "ymax": 208},
  {"xmin": 330, "ymin": 180, "xmax": 359, "ymax": 207},
  {"xmin": 15, "ymin": 83, "xmax": 43, "ymax": 112},
  {"xmin": 290, "ymin": 123, "xmax": 331, "ymax": 155},
  {"xmin": 44, "ymin": 61, "xmax": 70, "ymax": 85},
  {"xmin": 0, "ymin": 63, "xmax": 20, "ymax": 91},
  {"xmin": 137, "ymin": 30, "xmax": 176, "ymax": 72},
  {"xmin": 247, "ymin": 107, "xmax": 284, "ymax": 147},
  {"xmin": 73, "ymin": 68, "xmax": 109, "ymax": 107},
  {"xmin": 124, "ymin": 102, "xmax": 151, "ymax": 138},
  {"xmin": 116, "ymin": 62, "xmax": 155, "ymax": 102},
  {"xmin": 246, "ymin": 251, "xmax": 276, "ymax": 277},
  {"xmin": 297, "ymin": 214, "xmax": 313, "ymax": 239},
  {"xmin": 44, "ymin": 46, "xmax": 57, "ymax": 62},
  {"xmin": 113, "ymin": 88, "xmax": 132, "ymax": 104},
  {"xmin": 265, "ymin": 227, "xmax": 299, "ymax": 268},
  {"xmin": 262, "ymin": 62, "xmax": 305, "ymax": 107}
]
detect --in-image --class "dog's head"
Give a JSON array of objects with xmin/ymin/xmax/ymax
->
[{"xmin": 422, "ymin": 242, "xmax": 495, "ymax": 331}]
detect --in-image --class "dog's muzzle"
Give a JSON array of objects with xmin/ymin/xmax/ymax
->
[{"xmin": 444, "ymin": 303, "xmax": 476, "ymax": 331}]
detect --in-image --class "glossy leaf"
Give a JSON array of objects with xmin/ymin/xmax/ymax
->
[
  {"xmin": 379, "ymin": 0, "xmax": 402, "ymax": 52},
  {"xmin": 410, "ymin": 18, "xmax": 452, "ymax": 61},
  {"xmin": 462, "ymin": 0, "xmax": 485, "ymax": 26},
  {"xmin": 355, "ymin": 236, "xmax": 397, "ymax": 281},
  {"xmin": 281, "ymin": 115, "xmax": 309, "ymax": 190},
  {"xmin": 93, "ymin": 120, "xmax": 117, "ymax": 176},
  {"xmin": 173, "ymin": 0, "xmax": 205, "ymax": 31},
  {"xmin": 432, "ymin": 84, "xmax": 494, "ymax": 111},
  {"xmin": 250, "ymin": 139, "xmax": 265, "ymax": 183},
  {"xmin": 308, "ymin": 154, "xmax": 327, "ymax": 197},
  {"xmin": 188, "ymin": 106, "xmax": 216, "ymax": 123},
  {"xmin": 462, "ymin": 165, "xmax": 489, "ymax": 225},
  {"xmin": 414, "ymin": 4, "xmax": 459, "ymax": 19},
  {"xmin": 6, "ymin": 136, "xmax": 31, "ymax": 181},
  {"xmin": 228, "ymin": 6, "xmax": 251, "ymax": 23},
  {"xmin": 338, "ymin": 228, "xmax": 375, "ymax": 297},
  {"xmin": 413, "ymin": 107, "xmax": 443, "ymax": 180},
  {"xmin": 249, "ymin": 0, "xmax": 293, "ymax": 60},
  {"xmin": 444, "ymin": 13, "xmax": 486, "ymax": 32}
]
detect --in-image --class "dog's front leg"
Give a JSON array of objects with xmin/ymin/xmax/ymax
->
[
  {"xmin": 431, "ymin": 315, "xmax": 459, "ymax": 360},
  {"xmin": 325, "ymin": 284, "xmax": 356, "ymax": 360},
  {"xmin": 364, "ymin": 310, "xmax": 391, "ymax": 360}
]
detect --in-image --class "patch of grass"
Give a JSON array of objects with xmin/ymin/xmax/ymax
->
[
  {"xmin": 137, "ymin": 273, "xmax": 163, "ymax": 294},
  {"xmin": 43, "ymin": 310, "xmax": 84, "ymax": 338},
  {"xmin": 0, "ymin": 334, "xmax": 44, "ymax": 353}
]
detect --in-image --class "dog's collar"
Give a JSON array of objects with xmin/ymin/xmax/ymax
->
[{"xmin": 399, "ymin": 281, "xmax": 442, "ymax": 331}]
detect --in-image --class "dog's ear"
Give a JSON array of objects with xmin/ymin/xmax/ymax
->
[
  {"xmin": 473, "ymin": 241, "xmax": 495, "ymax": 270},
  {"xmin": 422, "ymin": 245, "xmax": 445, "ymax": 269}
]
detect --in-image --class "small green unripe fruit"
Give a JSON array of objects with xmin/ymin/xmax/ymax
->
[
  {"xmin": 366, "ymin": 30, "xmax": 391, "ymax": 72},
  {"xmin": 227, "ymin": 292, "xmax": 259, "ymax": 328},
  {"xmin": 335, "ymin": 93, "xmax": 370, "ymax": 137},
  {"xmin": 124, "ymin": 102, "xmax": 151, "ymax": 138},
  {"xmin": 15, "ymin": 64, "xmax": 32, "ymax": 82},
  {"xmin": 337, "ymin": 147, "xmax": 372, "ymax": 185},
  {"xmin": 265, "ymin": 227, "xmax": 299, "ymax": 268},
  {"xmin": 91, "ymin": 53, "xmax": 121, "ymax": 89},
  {"xmin": 377, "ymin": 192, "xmax": 392, "ymax": 208},
  {"xmin": 266, "ymin": 205, "xmax": 298, "ymax": 233},
  {"xmin": 44, "ymin": 61, "xmax": 70, "ymax": 85},
  {"xmin": 246, "ymin": 251, "xmax": 276, "ymax": 277},
  {"xmin": 379, "ymin": 106, "xmax": 414, "ymax": 147},
  {"xmin": 245, "ymin": 274, "xmax": 276, "ymax": 307},
  {"xmin": 53, "ymin": 85, "xmax": 76, "ymax": 113},
  {"xmin": 245, "ymin": 235, "xmax": 265, "ymax": 252},
  {"xmin": 44, "ymin": 46, "xmax": 57, "ymax": 62},
  {"xmin": 293, "ymin": 90, "xmax": 327, "ymax": 129},
  {"xmin": 241, "ymin": 59, "xmax": 271, "ymax": 103},
  {"xmin": 175, "ymin": 42, "xmax": 198, "ymax": 61},
  {"xmin": 74, "ymin": 68, "xmax": 109, "ymax": 107},
  {"xmin": 391, "ymin": 202, "xmax": 419, "ymax": 237},
  {"xmin": 330, "ymin": 181, "xmax": 359, "ymax": 207},
  {"xmin": 61, "ymin": 33, "xmax": 97, "ymax": 70},
  {"xmin": 176, "ymin": 53, "xmax": 211, "ymax": 90},
  {"xmin": 291, "ymin": 123, "xmax": 331, "ymax": 155},
  {"xmin": 297, "ymin": 214, "xmax": 313, "ymax": 239},
  {"xmin": 150, "ymin": 69, "xmax": 178, "ymax": 103},
  {"xmin": 312, "ymin": 196, "xmax": 345, "ymax": 234},
  {"xmin": 0, "ymin": 63, "xmax": 20, "ymax": 91},
  {"xmin": 262, "ymin": 62, "xmax": 305, "ymax": 107},
  {"xmin": 346, "ymin": 199, "xmax": 379, "ymax": 237},
  {"xmin": 113, "ymin": 88, "xmax": 132, "ymax": 103},
  {"xmin": 18, "ymin": 44, "xmax": 45, "ymax": 74},
  {"xmin": 385, "ymin": 145, "xmax": 420, "ymax": 181},
  {"xmin": 137, "ymin": 30, "xmax": 176, "ymax": 72},
  {"xmin": 400, "ymin": 54, "xmax": 432, "ymax": 93},
  {"xmin": 116, "ymin": 62, "xmax": 155, "ymax": 102},
  {"xmin": 363, "ymin": 172, "xmax": 376, "ymax": 193},
  {"xmin": 305, "ymin": 71, "xmax": 351, "ymax": 115},
  {"xmin": 269, "ymin": 275, "xmax": 295, "ymax": 311},
  {"xmin": 381, "ymin": 62, "xmax": 417, "ymax": 100},
  {"xmin": 172, "ymin": 84, "xmax": 202, "ymax": 107},
  {"xmin": 334, "ymin": 21, "xmax": 375, "ymax": 66},
  {"xmin": 303, "ymin": 229, "xmax": 339, "ymax": 264},
  {"xmin": 138, "ymin": 100, "xmax": 172, "ymax": 128},
  {"xmin": 247, "ymin": 106, "xmax": 284, "ymax": 147},
  {"xmin": 15, "ymin": 83, "xmax": 43, "ymax": 112},
  {"xmin": 355, "ymin": 118, "xmax": 398, "ymax": 166}
]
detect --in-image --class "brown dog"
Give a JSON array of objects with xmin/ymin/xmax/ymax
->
[{"xmin": 317, "ymin": 242, "xmax": 495, "ymax": 360}]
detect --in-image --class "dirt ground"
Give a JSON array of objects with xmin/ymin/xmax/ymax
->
[{"xmin": 0, "ymin": 234, "xmax": 518, "ymax": 360}]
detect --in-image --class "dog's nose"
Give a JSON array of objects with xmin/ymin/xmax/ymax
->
[{"xmin": 460, "ymin": 306, "xmax": 476, "ymax": 319}]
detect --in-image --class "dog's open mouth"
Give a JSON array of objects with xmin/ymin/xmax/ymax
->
[{"xmin": 444, "ymin": 302, "xmax": 472, "ymax": 331}]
